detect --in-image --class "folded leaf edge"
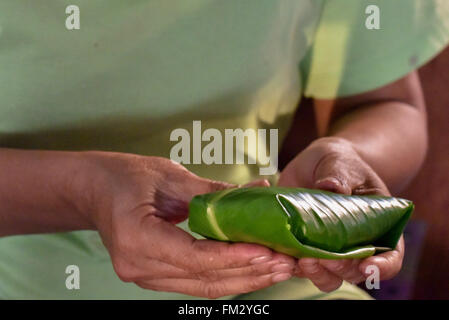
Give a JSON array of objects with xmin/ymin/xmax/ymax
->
[{"xmin": 188, "ymin": 187, "xmax": 414, "ymax": 259}]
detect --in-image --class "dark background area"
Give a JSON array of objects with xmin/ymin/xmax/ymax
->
[{"xmin": 279, "ymin": 46, "xmax": 449, "ymax": 300}]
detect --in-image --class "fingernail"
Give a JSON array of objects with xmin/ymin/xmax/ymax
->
[
  {"xmin": 272, "ymin": 272, "xmax": 292, "ymax": 283},
  {"xmin": 316, "ymin": 177, "xmax": 341, "ymax": 187},
  {"xmin": 315, "ymin": 177, "xmax": 349, "ymax": 194},
  {"xmin": 271, "ymin": 263, "xmax": 293, "ymax": 273},
  {"xmin": 250, "ymin": 256, "xmax": 271, "ymax": 265}
]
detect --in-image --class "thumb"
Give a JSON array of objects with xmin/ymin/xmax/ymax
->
[
  {"xmin": 312, "ymin": 156, "xmax": 355, "ymax": 195},
  {"xmin": 189, "ymin": 176, "xmax": 270, "ymax": 196},
  {"xmin": 184, "ymin": 177, "xmax": 271, "ymax": 205},
  {"xmin": 153, "ymin": 175, "xmax": 235, "ymax": 224},
  {"xmin": 242, "ymin": 179, "xmax": 271, "ymax": 188},
  {"xmin": 312, "ymin": 153, "xmax": 390, "ymax": 196},
  {"xmin": 188, "ymin": 175, "xmax": 237, "ymax": 197},
  {"xmin": 314, "ymin": 177, "xmax": 352, "ymax": 195}
]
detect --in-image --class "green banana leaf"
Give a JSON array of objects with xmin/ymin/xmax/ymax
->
[{"xmin": 188, "ymin": 187, "xmax": 414, "ymax": 259}]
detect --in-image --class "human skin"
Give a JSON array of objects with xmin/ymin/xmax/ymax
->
[
  {"xmin": 0, "ymin": 71, "xmax": 426, "ymax": 297},
  {"xmin": 278, "ymin": 71, "xmax": 426, "ymax": 292},
  {"xmin": 0, "ymin": 151, "xmax": 295, "ymax": 298}
]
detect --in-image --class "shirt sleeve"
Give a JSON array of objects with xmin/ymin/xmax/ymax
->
[{"xmin": 301, "ymin": 0, "xmax": 449, "ymax": 99}]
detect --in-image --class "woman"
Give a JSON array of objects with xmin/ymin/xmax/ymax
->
[{"xmin": 0, "ymin": 0, "xmax": 447, "ymax": 299}]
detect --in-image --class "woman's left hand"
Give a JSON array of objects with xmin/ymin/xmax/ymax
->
[{"xmin": 278, "ymin": 137, "xmax": 405, "ymax": 292}]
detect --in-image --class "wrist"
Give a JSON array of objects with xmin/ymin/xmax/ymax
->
[
  {"xmin": 70, "ymin": 151, "xmax": 156, "ymax": 232},
  {"xmin": 61, "ymin": 151, "xmax": 115, "ymax": 230},
  {"xmin": 0, "ymin": 149, "xmax": 119, "ymax": 236}
]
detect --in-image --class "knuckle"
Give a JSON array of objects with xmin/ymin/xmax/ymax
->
[
  {"xmin": 190, "ymin": 240, "xmax": 228, "ymax": 271},
  {"xmin": 338, "ymin": 260, "xmax": 355, "ymax": 273},
  {"xmin": 187, "ymin": 257, "xmax": 207, "ymax": 274},
  {"xmin": 245, "ymin": 278, "xmax": 264, "ymax": 292},
  {"xmin": 192, "ymin": 239, "xmax": 218, "ymax": 254},
  {"xmin": 197, "ymin": 269, "xmax": 220, "ymax": 281},
  {"xmin": 200, "ymin": 282, "xmax": 225, "ymax": 299},
  {"xmin": 272, "ymin": 253, "xmax": 295, "ymax": 265},
  {"xmin": 322, "ymin": 260, "xmax": 344, "ymax": 273},
  {"xmin": 249, "ymin": 263, "xmax": 267, "ymax": 275},
  {"xmin": 304, "ymin": 266, "xmax": 323, "ymax": 276},
  {"xmin": 208, "ymin": 180, "xmax": 231, "ymax": 192}
]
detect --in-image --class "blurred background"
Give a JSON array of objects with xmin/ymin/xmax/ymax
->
[{"xmin": 280, "ymin": 45, "xmax": 449, "ymax": 300}]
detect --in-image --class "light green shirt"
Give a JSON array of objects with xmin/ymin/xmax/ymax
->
[{"xmin": 0, "ymin": 0, "xmax": 447, "ymax": 299}]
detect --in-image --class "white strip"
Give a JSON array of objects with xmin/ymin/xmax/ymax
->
[{"xmin": 206, "ymin": 205, "xmax": 229, "ymax": 241}]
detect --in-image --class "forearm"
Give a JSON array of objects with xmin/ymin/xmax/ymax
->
[
  {"xmin": 327, "ymin": 101, "xmax": 427, "ymax": 193},
  {"xmin": 0, "ymin": 149, "xmax": 97, "ymax": 236}
]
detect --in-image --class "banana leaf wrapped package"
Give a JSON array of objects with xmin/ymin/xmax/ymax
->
[{"xmin": 188, "ymin": 187, "xmax": 414, "ymax": 259}]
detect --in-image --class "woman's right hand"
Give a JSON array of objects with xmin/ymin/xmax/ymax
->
[{"xmin": 82, "ymin": 152, "xmax": 295, "ymax": 298}]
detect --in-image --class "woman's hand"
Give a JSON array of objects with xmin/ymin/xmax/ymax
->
[
  {"xmin": 83, "ymin": 152, "xmax": 295, "ymax": 298},
  {"xmin": 278, "ymin": 137, "xmax": 404, "ymax": 292}
]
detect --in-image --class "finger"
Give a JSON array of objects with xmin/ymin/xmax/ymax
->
[
  {"xmin": 353, "ymin": 172, "xmax": 390, "ymax": 196},
  {"xmin": 320, "ymin": 259, "xmax": 365, "ymax": 284},
  {"xmin": 359, "ymin": 236, "xmax": 404, "ymax": 280},
  {"xmin": 190, "ymin": 175, "xmax": 236, "ymax": 195},
  {"xmin": 294, "ymin": 265, "xmax": 306, "ymax": 278},
  {"xmin": 196, "ymin": 252, "xmax": 295, "ymax": 281},
  {"xmin": 312, "ymin": 150, "xmax": 384, "ymax": 196},
  {"xmin": 312, "ymin": 154, "xmax": 358, "ymax": 195},
  {"xmin": 144, "ymin": 215, "xmax": 278, "ymax": 272},
  {"xmin": 136, "ymin": 272, "xmax": 292, "ymax": 299},
  {"xmin": 113, "ymin": 257, "xmax": 193, "ymax": 282},
  {"xmin": 278, "ymin": 169, "xmax": 301, "ymax": 187},
  {"xmin": 313, "ymin": 153, "xmax": 390, "ymax": 197},
  {"xmin": 315, "ymin": 177, "xmax": 352, "ymax": 195},
  {"xmin": 298, "ymin": 258, "xmax": 343, "ymax": 292},
  {"xmin": 151, "ymin": 172, "xmax": 236, "ymax": 223},
  {"xmin": 242, "ymin": 179, "xmax": 270, "ymax": 188},
  {"xmin": 118, "ymin": 257, "xmax": 294, "ymax": 282},
  {"xmin": 170, "ymin": 169, "xmax": 236, "ymax": 203}
]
